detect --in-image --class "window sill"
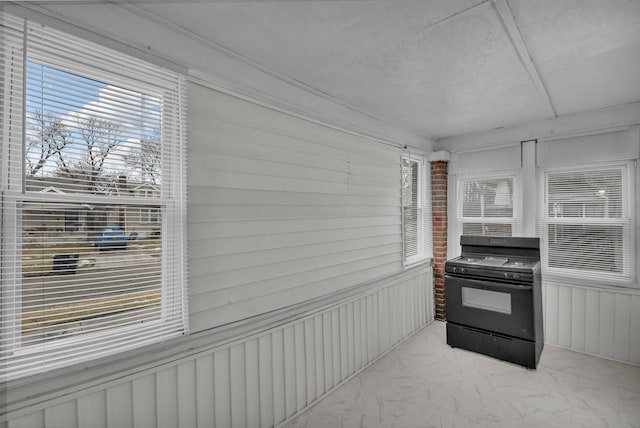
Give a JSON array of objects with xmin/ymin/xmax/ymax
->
[
  {"xmin": 3, "ymin": 265, "xmax": 433, "ymax": 417},
  {"xmin": 404, "ymin": 258, "xmax": 433, "ymax": 269},
  {"xmin": 542, "ymin": 275, "xmax": 640, "ymax": 293}
]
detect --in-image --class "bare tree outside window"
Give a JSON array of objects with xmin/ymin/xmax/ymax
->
[
  {"xmin": 25, "ymin": 112, "xmax": 161, "ymax": 194},
  {"xmin": 26, "ymin": 110, "xmax": 69, "ymax": 177},
  {"xmin": 126, "ymin": 132, "xmax": 161, "ymax": 186},
  {"xmin": 55, "ymin": 116, "xmax": 126, "ymax": 194},
  {"xmin": 25, "ymin": 61, "xmax": 163, "ymax": 196}
]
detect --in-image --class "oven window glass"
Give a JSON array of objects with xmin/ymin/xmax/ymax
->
[{"xmin": 461, "ymin": 287, "xmax": 512, "ymax": 314}]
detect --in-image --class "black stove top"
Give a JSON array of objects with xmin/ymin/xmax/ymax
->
[
  {"xmin": 445, "ymin": 235, "xmax": 541, "ymax": 282},
  {"xmin": 452, "ymin": 255, "xmax": 538, "ymax": 270}
]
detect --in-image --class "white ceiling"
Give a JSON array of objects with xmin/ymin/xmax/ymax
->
[{"xmin": 12, "ymin": 0, "xmax": 640, "ymax": 142}]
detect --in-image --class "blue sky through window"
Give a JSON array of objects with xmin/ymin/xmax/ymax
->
[
  {"xmin": 26, "ymin": 62, "xmax": 106, "ymax": 119},
  {"xmin": 25, "ymin": 60, "xmax": 163, "ymax": 193}
]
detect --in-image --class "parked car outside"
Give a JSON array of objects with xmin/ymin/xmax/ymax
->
[{"xmin": 95, "ymin": 227, "xmax": 127, "ymax": 250}]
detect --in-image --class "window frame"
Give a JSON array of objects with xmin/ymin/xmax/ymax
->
[
  {"xmin": 0, "ymin": 14, "xmax": 188, "ymax": 382},
  {"xmin": 540, "ymin": 162, "xmax": 635, "ymax": 285},
  {"xmin": 456, "ymin": 172, "xmax": 520, "ymax": 238},
  {"xmin": 402, "ymin": 154, "xmax": 430, "ymax": 266}
]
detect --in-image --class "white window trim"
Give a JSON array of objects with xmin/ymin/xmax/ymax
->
[
  {"xmin": 540, "ymin": 161, "xmax": 636, "ymax": 286},
  {"xmin": 402, "ymin": 154, "xmax": 431, "ymax": 267},
  {"xmin": 0, "ymin": 13, "xmax": 188, "ymax": 382}
]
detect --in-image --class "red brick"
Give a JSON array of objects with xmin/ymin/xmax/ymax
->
[{"xmin": 430, "ymin": 159, "xmax": 449, "ymax": 321}]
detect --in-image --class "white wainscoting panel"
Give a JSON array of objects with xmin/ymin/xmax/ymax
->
[
  {"xmin": 543, "ymin": 281, "xmax": 640, "ymax": 365},
  {"xmin": 4, "ymin": 267, "xmax": 433, "ymax": 428}
]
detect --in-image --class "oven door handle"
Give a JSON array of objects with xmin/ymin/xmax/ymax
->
[
  {"xmin": 446, "ymin": 276, "xmax": 533, "ymax": 292},
  {"xmin": 466, "ymin": 282, "xmax": 532, "ymax": 291}
]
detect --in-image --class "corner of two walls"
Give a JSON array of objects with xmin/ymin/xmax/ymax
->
[
  {"xmin": 3, "ymin": 80, "xmax": 438, "ymax": 428},
  {"xmin": 436, "ymin": 123, "xmax": 640, "ymax": 366}
]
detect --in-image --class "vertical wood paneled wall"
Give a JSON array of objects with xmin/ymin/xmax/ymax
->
[
  {"xmin": 543, "ymin": 281, "xmax": 640, "ymax": 365},
  {"xmin": 5, "ymin": 267, "xmax": 433, "ymax": 428}
]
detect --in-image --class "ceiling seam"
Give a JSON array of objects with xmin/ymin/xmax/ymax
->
[
  {"xmin": 492, "ymin": 0, "xmax": 557, "ymax": 119},
  {"xmin": 311, "ymin": 0, "xmax": 492, "ymax": 84},
  {"xmin": 402, "ymin": 0, "xmax": 491, "ymax": 42}
]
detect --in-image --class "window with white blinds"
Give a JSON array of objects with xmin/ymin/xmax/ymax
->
[
  {"xmin": 0, "ymin": 13, "xmax": 188, "ymax": 382},
  {"xmin": 402, "ymin": 155, "xmax": 431, "ymax": 265},
  {"xmin": 542, "ymin": 165, "xmax": 634, "ymax": 283},
  {"xmin": 458, "ymin": 176, "xmax": 517, "ymax": 237}
]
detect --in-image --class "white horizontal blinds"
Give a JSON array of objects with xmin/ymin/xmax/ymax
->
[
  {"xmin": 25, "ymin": 25, "xmax": 165, "ymax": 195},
  {"xmin": 402, "ymin": 157, "xmax": 418, "ymax": 260},
  {"xmin": 460, "ymin": 176, "xmax": 515, "ymax": 236},
  {"xmin": 0, "ymin": 13, "xmax": 187, "ymax": 382},
  {"xmin": 544, "ymin": 165, "xmax": 633, "ymax": 281},
  {"xmin": 402, "ymin": 155, "xmax": 429, "ymax": 265}
]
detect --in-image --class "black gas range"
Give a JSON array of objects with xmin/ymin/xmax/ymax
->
[{"xmin": 445, "ymin": 235, "xmax": 544, "ymax": 368}]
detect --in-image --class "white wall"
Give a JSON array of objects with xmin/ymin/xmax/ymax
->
[
  {"xmin": 2, "ymin": 79, "xmax": 434, "ymax": 428},
  {"xmin": 187, "ymin": 82, "xmax": 409, "ymax": 332},
  {"xmin": 441, "ymin": 114, "xmax": 640, "ymax": 365}
]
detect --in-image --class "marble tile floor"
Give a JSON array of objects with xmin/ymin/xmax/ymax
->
[{"xmin": 283, "ymin": 321, "xmax": 640, "ymax": 428}]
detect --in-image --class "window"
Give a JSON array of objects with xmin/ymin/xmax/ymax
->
[
  {"xmin": 542, "ymin": 164, "xmax": 633, "ymax": 283},
  {"xmin": 458, "ymin": 176, "xmax": 517, "ymax": 237},
  {"xmin": 137, "ymin": 187, "xmax": 158, "ymax": 198},
  {"xmin": 402, "ymin": 155, "xmax": 431, "ymax": 265},
  {"xmin": 140, "ymin": 207, "xmax": 160, "ymax": 224},
  {"xmin": 1, "ymin": 13, "xmax": 187, "ymax": 381}
]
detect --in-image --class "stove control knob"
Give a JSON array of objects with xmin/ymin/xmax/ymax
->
[
  {"xmin": 504, "ymin": 272, "xmax": 510, "ymax": 279},
  {"xmin": 513, "ymin": 273, "xmax": 521, "ymax": 279}
]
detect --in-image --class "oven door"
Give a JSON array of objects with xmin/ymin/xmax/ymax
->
[{"xmin": 445, "ymin": 275, "xmax": 534, "ymax": 341}]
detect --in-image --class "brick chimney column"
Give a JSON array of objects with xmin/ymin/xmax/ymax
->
[{"xmin": 430, "ymin": 156, "xmax": 449, "ymax": 321}]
